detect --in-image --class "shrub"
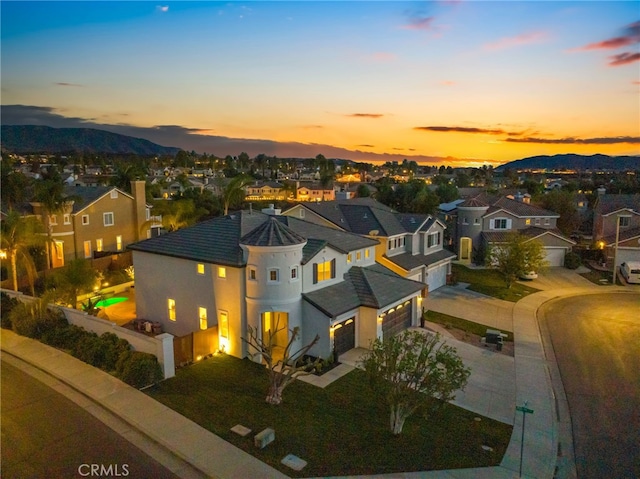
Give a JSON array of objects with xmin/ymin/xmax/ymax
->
[
  {"xmin": 10, "ymin": 300, "xmax": 67, "ymax": 339},
  {"xmin": 564, "ymin": 252, "xmax": 581, "ymax": 270},
  {"xmin": 72, "ymin": 332, "xmax": 106, "ymax": 367},
  {"xmin": 116, "ymin": 351, "xmax": 163, "ymax": 388},
  {"xmin": 100, "ymin": 332, "xmax": 131, "ymax": 371},
  {"xmin": 1, "ymin": 293, "xmax": 20, "ymax": 329},
  {"xmin": 41, "ymin": 324, "xmax": 86, "ymax": 350}
]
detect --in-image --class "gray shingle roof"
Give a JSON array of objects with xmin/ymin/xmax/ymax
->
[
  {"xmin": 601, "ymin": 226, "xmax": 640, "ymax": 245},
  {"xmin": 594, "ymin": 194, "xmax": 640, "ymax": 216},
  {"xmin": 240, "ymin": 216, "xmax": 306, "ymax": 246},
  {"xmin": 397, "ymin": 213, "xmax": 431, "ymax": 233},
  {"xmin": 64, "ymin": 186, "xmax": 122, "ymax": 213},
  {"xmin": 303, "ymin": 265, "xmax": 425, "ymax": 317},
  {"xmin": 385, "ymin": 249, "xmax": 457, "ymax": 271},
  {"xmin": 490, "ymin": 197, "xmax": 558, "ymax": 218},
  {"xmin": 482, "ymin": 227, "xmax": 574, "ymax": 245}
]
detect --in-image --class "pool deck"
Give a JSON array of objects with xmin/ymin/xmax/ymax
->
[{"xmin": 98, "ymin": 290, "xmax": 137, "ymax": 327}]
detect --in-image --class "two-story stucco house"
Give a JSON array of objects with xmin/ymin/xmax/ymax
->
[
  {"xmin": 245, "ymin": 181, "xmax": 286, "ymax": 201},
  {"xmin": 454, "ymin": 194, "xmax": 575, "ymax": 267},
  {"xmin": 128, "ymin": 207, "xmax": 427, "ymax": 364},
  {"xmin": 27, "ymin": 180, "xmax": 154, "ymax": 267},
  {"xmin": 592, "ymin": 193, "xmax": 640, "ymax": 268},
  {"xmin": 282, "ymin": 198, "xmax": 456, "ymax": 293}
]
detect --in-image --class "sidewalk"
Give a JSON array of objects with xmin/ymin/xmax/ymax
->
[{"xmin": 2, "ymin": 283, "xmax": 626, "ymax": 479}]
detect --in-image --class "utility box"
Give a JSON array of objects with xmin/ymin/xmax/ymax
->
[{"xmin": 485, "ymin": 329, "xmax": 505, "ymax": 351}]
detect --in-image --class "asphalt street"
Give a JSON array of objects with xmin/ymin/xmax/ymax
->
[
  {"xmin": 1, "ymin": 359, "xmax": 182, "ymax": 479},
  {"xmin": 541, "ymin": 292, "xmax": 640, "ymax": 479}
]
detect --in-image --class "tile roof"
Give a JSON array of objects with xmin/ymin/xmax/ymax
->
[
  {"xmin": 240, "ymin": 216, "xmax": 306, "ymax": 247},
  {"xmin": 385, "ymin": 249, "xmax": 457, "ymax": 271},
  {"xmin": 64, "ymin": 186, "xmax": 123, "ymax": 213},
  {"xmin": 602, "ymin": 226, "xmax": 640, "ymax": 245},
  {"xmin": 489, "ymin": 197, "xmax": 558, "ymax": 218},
  {"xmin": 458, "ymin": 197, "xmax": 489, "ymax": 208},
  {"xmin": 302, "ymin": 265, "xmax": 424, "ymax": 317},
  {"xmin": 482, "ymin": 227, "xmax": 574, "ymax": 245},
  {"xmin": 594, "ymin": 194, "xmax": 640, "ymax": 216}
]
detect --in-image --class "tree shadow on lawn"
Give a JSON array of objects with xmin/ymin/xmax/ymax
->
[{"xmin": 146, "ymin": 354, "xmax": 512, "ymax": 477}]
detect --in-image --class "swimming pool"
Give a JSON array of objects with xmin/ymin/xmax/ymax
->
[{"xmin": 95, "ymin": 297, "xmax": 128, "ymax": 308}]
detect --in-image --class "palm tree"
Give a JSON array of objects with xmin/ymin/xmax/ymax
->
[
  {"xmin": 1, "ymin": 211, "xmax": 49, "ymax": 295},
  {"xmin": 223, "ymin": 175, "xmax": 251, "ymax": 215},
  {"xmin": 51, "ymin": 258, "xmax": 100, "ymax": 309}
]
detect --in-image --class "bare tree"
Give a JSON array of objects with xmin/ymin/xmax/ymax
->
[{"xmin": 243, "ymin": 320, "xmax": 321, "ymax": 405}]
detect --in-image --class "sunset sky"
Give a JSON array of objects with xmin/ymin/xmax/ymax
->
[{"xmin": 2, "ymin": 1, "xmax": 639, "ymax": 167}]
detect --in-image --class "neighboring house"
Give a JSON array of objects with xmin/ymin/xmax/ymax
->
[
  {"xmin": 283, "ymin": 198, "xmax": 455, "ymax": 292},
  {"xmin": 455, "ymin": 195, "xmax": 575, "ymax": 267},
  {"xmin": 592, "ymin": 194, "xmax": 640, "ymax": 268},
  {"xmin": 296, "ymin": 183, "xmax": 336, "ymax": 202},
  {"xmin": 245, "ymin": 181, "xmax": 286, "ymax": 201},
  {"xmin": 27, "ymin": 181, "xmax": 155, "ymax": 267},
  {"xmin": 128, "ymin": 208, "xmax": 426, "ymax": 363}
]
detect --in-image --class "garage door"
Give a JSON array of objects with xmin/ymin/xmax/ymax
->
[
  {"xmin": 382, "ymin": 302, "xmax": 412, "ymax": 339},
  {"xmin": 544, "ymin": 248, "xmax": 565, "ymax": 267},
  {"xmin": 427, "ymin": 263, "xmax": 448, "ymax": 292},
  {"xmin": 333, "ymin": 317, "xmax": 355, "ymax": 356}
]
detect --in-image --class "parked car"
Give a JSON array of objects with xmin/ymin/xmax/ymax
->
[
  {"xmin": 620, "ymin": 262, "xmax": 640, "ymax": 284},
  {"xmin": 519, "ymin": 271, "xmax": 538, "ymax": 280}
]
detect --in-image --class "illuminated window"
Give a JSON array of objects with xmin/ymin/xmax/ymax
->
[
  {"xmin": 269, "ymin": 269, "xmax": 279, "ymax": 282},
  {"xmin": 199, "ymin": 307, "xmax": 208, "ymax": 330},
  {"xmin": 197, "ymin": 263, "xmax": 205, "ymax": 275},
  {"xmin": 219, "ymin": 311, "xmax": 229, "ymax": 338},
  {"xmin": 63, "ymin": 214, "xmax": 71, "ymax": 225},
  {"xmin": 356, "ymin": 252, "xmax": 361, "ymax": 261},
  {"xmin": 347, "ymin": 253, "xmax": 352, "ymax": 263},
  {"xmin": 83, "ymin": 240, "xmax": 92, "ymax": 259},
  {"xmin": 103, "ymin": 212, "xmax": 114, "ymax": 226},
  {"xmin": 54, "ymin": 241, "xmax": 64, "ymax": 260},
  {"xmin": 168, "ymin": 299, "xmax": 176, "ymax": 321},
  {"xmin": 82, "ymin": 214, "xmax": 89, "ymax": 225},
  {"xmin": 525, "ymin": 219, "xmax": 531, "ymax": 225},
  {"xmin": 49, "ymin": 215, "xmax": 57, "ymax": 225},
  {"xmin": 96, "ymin": 238, "xmax": 103, "ymax": 252},
  {"xmin": 314, "ymin": 260, "xmax": 335, "ymax": 283},
  {"xmin": 116, "ymin": 235, "xmax": 122, "ymax": 251},
  {"xmin": 365, "ymin": 249, "xmax": 370, "ymax": 258},
  {"xmin": 218, "ymin": 266, "xmax": 226, "ymax": 278}
]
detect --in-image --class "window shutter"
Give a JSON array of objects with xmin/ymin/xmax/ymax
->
[
  {"xmin": 313, "ymin": 263, "xmax": 318, "ymax": 284},
  {"xmin": 507, "ymin": 219, "xmax": 512, "ymax": 229},
  {"xmin": 330, "ymin": 259, "xmax": 336, "ymax": 278}
]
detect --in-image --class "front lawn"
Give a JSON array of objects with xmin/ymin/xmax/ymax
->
[
  {"xmin": 146, "ymin": 355, "xmax": 512, "ymax": 477},
  {"xmin": 579, "ymin": 267, "xmax": 615, "ymax": 286},
  {"xmin": 425, "ymin": 310, "xmax": 514, "ymax": 342},
  {"xmin": 452, "ymin": 264, "xmax": 539, "ymax": 302}
]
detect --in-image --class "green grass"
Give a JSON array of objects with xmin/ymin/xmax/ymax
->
[
  {"xmin": 579, "ymin": 268, "xmax": 615, "ymax": 286},
  {"xmin": 425, "ymin": 310, "xmax": 514, "ymax": 342},
  {"xmin": 146, "ymin": 355, "xmax": 512, "ymax": 477},
  {"xmin": 452, "ymin": 264, "xmax": 539, "ymax": 302}
]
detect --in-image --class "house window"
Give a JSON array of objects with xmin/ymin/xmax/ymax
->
[
  {"xmin": 168, "ymin": 299, "xmax": 176, "ymax": 321},
  {"xmin": 249, "ymin": 268, "xmax": 257, "ymax": 281},
  {"xmin": 49, "ymin": 215, "xmax": 57, "ymax": 225},
  {"xmin": 494, "ymin": 219, "xmax": 508, "ymax": 229},
  {"xmin": 269, "ymin": 269, "xmax": 279, "ymax": 282},
  {"xmin": 525, "ymin": 219, "xmax": 531, "ymax": 225},
  {"xmin": 291, "ymin": 266, "xmax": 298, "ymax": 280},
  {"xmin": 63, "ymin": 214, "xmax": 71, "ymax": 225},
  {"xmin": 347, "ymin": 253, "xmax": 352, "ymax": 263},
  {"xmin": 146, "ymin": 208, "xmax": 151, "ymax": 221},
  {"xmin": 299, "ymin": 209, "xmax": 305, "ymax": 218},
  {"xmin": 365, "ymin": 248, "xmax": 370, "ymax": 258},
  {"xmin": 356, "ymin": 252, "xmax": 361, "ymax": 261},
  {"xmin": 535, "ymin": 218, "xmax": 540, "ymax": 225},
  {"xmin": 544, "ymin": 218, "xmax": 550, "ymax": 225},
  {"xmin": 313, "ymin": 259, "xmax": 335, "ymax": 283},
  {"xmin": 116, "ymin": 235, "xmax": 122, "ymax": 251},
  {"xmin": 619, "ymin": 216, "xmax": 630, "ymax": 227},
  {"xmin": 83, "ymin": 240, "xmax": 92, "ymax": 259},
  {"xmin": 54, "ymin": 241, "xmax": 64, "ymax": 260},
  {"xmin": 474, "ymin": 218, "xmax": 480, "ymax": 225},
  {"xmin": 96, "ymin": 239, "xmax": 103, "ymax": 252},
  {"xmin": 219, "ymin": 311, "xmax": 229, "ymax": 338},
  {"xmin": 110, "ymin": 190, "xmax": 118, "ymax": 199},
  {"xmin": 388, "ymin": 240, "xmax": 393, "ymax": 250},
  {"xmin": 462, "ymin": 217, "xmax": 469, "ymax": 225},
  {"xmin": 82, "ymin": 214, "xmax": 89, "ymax": 225},
  {"xmin": 199, "ymin": 307, "xmax": 208, "ymax": 330},
  {"xmin": 218, "ymin": 267, "xmax": 226, "ymax": 278},
  {"xmin": 197, "ymin": 263, "xmax": 205, "ymax": 275},
  {"xmin": 427, "ymin": 232, "xmax": 441, "ymax": 248},
  {"xmin": 103, "ymin": 212, "xmax": 114, "ymax": 226}
]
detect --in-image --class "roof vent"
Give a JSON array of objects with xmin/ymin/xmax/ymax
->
[
  {"xmin": 410, "ymin": 217, "xmax": 415, "ymax": 223},
  {"xmin": 363, "ymin": 213, "xmax": 368, "ymax": 219}
]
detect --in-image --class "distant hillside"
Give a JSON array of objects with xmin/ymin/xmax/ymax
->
[
  {"xmin": 496, "ymin": 154, "xmax": 640, "ymax": 172},
  {"xmin": 1, "ymin": 125, "xmax": 182, "ymax": 156}
]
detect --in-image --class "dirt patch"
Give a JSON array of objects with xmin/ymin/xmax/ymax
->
[{"xmin": 435, "ymin": 327, "xmax": 514, "ymax": 357}]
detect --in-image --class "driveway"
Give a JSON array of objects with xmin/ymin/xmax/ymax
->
[{"xmin": 517, "ymin": 266, "xmax": 596, "ymax": 291}]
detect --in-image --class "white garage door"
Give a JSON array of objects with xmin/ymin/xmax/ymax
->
[
  {"xmin": 427, "ymin": 263, "xmax": 448, "ymax": 292},
  {"xmin": 544, "ymin": 248, "xmax": 565, "ymax": 267}
]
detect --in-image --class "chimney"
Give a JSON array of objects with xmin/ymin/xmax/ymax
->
[
  {"xmin": 597, "ymin": 186, "xmax": 606, "ymax": 196},
  {"xmin": 131, "ymin": 180, "xmax": 147, "ymax": 241}
]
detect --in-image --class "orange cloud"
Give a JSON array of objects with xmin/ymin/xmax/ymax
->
[
  {"xmin": 347, "ymin": 113, "xmax": 384, "ymax": 119},
  {"xmin": 484, "ymin": 31, "xmax": 548, "ymax": 50},
  {"xmin": 415, "ymin": 126, "xmax": 508, "ymax": 135}
]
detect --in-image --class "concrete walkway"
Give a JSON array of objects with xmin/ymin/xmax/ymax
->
[{"xmin": 2, "ymin": 275, "xmax": 630, "ymax": 479}]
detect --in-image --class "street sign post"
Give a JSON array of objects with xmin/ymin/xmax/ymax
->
[{"xmin": 516, "ymin": 402, "xmax": 534, "ymax": 477}]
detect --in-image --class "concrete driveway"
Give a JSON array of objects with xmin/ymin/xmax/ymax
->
[{"xmin": 516, "ymin": 266, "xmax": 596, "ymax": 291}]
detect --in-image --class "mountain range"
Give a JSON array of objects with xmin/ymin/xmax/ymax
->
[
  {"xmin": 496, "ymin": 154, "xmax": 640, "ymax": 171},
  {"xmin": 1, "ymin": 125, "xmax": 182, "ymax": 156},
  {"xmin": 2, "ymin": 125, "xmax": 638, "ymax": 171}
]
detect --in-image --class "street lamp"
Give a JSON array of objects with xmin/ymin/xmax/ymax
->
[{"xmin": 612, "ymin": 214, "xmax": 631, "ymax": 285}]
